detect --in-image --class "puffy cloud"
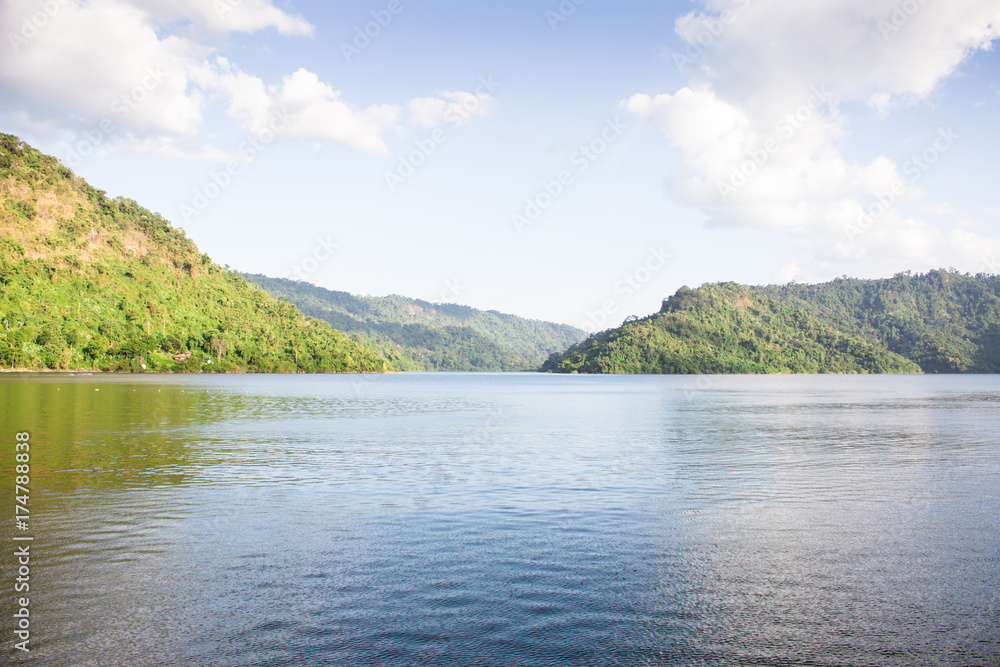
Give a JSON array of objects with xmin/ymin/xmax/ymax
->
[
  {"xmin": 621, "ymin": 86, "xmax": 900, "ymax": 232},
  {"xmin": 674, "ymin": 0, "xmax": 1000, "ymax": 117},
  {"xmin": 407, "ymin": 90, "xmax": 497, "ymax": 128},
  {"xmin": 227, "ymin": 67, "xmax": 403, "ymax": 154},
  {"xmin": 1, "ymin": 0, "xmax": 205, "ymax": 136},
  {"xmin": 204, "ymin": 61, "xmax": 497, "ymax": 154},
  {"xmin": 0, "ymin": 0, "xmax": 496, "ymax": 159},
  {"xmin": 626, "ymin": 0, "xmax": 1000, "ymax": 275}
]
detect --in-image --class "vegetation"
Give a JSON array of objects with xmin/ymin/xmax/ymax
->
[
  {"xmin": 757, "ymin": 271, "xmax": 1000, "ymax": 373},
  {"xmin": 246, "ymin": 275, "xmax": 588, "ymax": 371},
  {"xmin": 545, "ymin": 272, "xmax": 1000, "ymax": 374},
  {"xmin": 8, "ymin": 134, "xmax": 994, "ymax": 377},
  {"xmin": 543, "ymin": 283, "xmax": 921, "ymax": 374},
  {"xmin": 0, "ymin": 134, "xmax": 391, "ymax": 373}
]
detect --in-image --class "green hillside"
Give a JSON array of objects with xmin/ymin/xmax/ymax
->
[
  {"xmin": 543, "ymin": 282, "xmax": 922, "ymax": 374},
  {"xmin": 757, "ymin": 271, "xmax": 1000, "ymax": 373},
  {"xmin": 246, "ymin": 275, "xmax": 587, "ymax": 371},
  {"xmin": 0, "ymin": 133, "xmax": 391, "ymax": 373}
]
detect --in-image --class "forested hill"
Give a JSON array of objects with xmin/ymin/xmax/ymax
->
[
  {"xmin": 544, "ymin": 272, "xmax": 1000, "ymax": 374},
  {"xmin": 757, "ymin": 271, "xmax": 1000, "ymax": 373},
  {"xmin": 543, "ymin": 283, "xmax": 921, "ymax": 374},
  {"xmin": 246, "ymin": 275, "xmax": 588, "ymax": 371},
  {"xmin": 0, "ymin": 133, "xmax": 391, "ymax": 373}
]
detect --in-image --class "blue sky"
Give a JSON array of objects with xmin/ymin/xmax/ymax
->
[{"xmin": 2, "ymin": 0, "xmax": 999, "ymax": 328}]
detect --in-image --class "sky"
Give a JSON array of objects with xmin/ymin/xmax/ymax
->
[{"xmin": 2, "ymin": 0, "xmax": 999, "ymax": 330}]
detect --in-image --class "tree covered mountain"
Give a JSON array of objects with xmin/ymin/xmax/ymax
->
[
  {"xmin": 246, "ymin": 275, "xmax": 588, "ymax": 372},
  {"xmin": 544, "ymin": 272, "xmax": 1000, "ymax": 374},
  {"xmin": 9, "ymin": 133, "xmax": 994, "ymax": 377},
  {"xmin": 543, "ymin": 282, "xmax": 921, "ymax": 374},
  {"xmin": 757, "ymin": 271, "xmax": 1000, "ymax": 373},
  {"xmin": 0, "ymin": 134, "xmax": 391, "ymax": 373}
]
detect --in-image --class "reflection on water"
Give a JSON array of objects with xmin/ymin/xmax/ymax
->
[{"xmin": 1, "ymin": 373, "xmax": 998, "ymax": 666}]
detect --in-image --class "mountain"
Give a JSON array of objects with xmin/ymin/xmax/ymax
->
[
  {"xmin": 544, "ymin": 272, "xmax": 1000, "ymax": 374},
  {"xmin": 542, "ymin": 282, "xmax": 921, "ymax": 374},
  {"xmin": 0, "ymin": 133, "xmax": 391, "ymax": 373},
  {"xmin": 245, "ymin": 275, "xmax": 588, "ymax": 372},
  {"xmin": 756, "ymin": 271, "xmax": 1000, "ymax": 373}
]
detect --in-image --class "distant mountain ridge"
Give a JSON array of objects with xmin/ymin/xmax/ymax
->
[
  {"xmin": 756, "ymin": 271, "xmax": 1000, "ymax": 373},
  {"xmin": 246, "ymin": 275, "xmax": 588, "ymax": 371},
  {"xmin": 9, "ymin": 134, "xmax": 994, "ymax": 377},
  {"xmin": 0, "ymin": 133, "xmax": 390, "ymax": 373},
  {"xmin": 543, "ymin": 271, "xmax": 1000, "ymax": 374}
]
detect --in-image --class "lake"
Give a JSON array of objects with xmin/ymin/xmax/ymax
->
[{"xmin": 1, "ymin": 373, "xmax": 998, "ymax": 666}]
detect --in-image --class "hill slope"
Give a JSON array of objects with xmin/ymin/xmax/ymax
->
[
  {"xmin": 757, "ymin": 271, "xmax": 1000, "ymax": 373},
  {"xmin": 543, "ymin": 283, "xmax": 922, "ymax": 374},
  {"xmin": 246, "ymin": 275, "xmax": 587, "ymax": 371},
  {"xmin": 0, "ymin": 133, "xmax": 391, "ymax": 373}
]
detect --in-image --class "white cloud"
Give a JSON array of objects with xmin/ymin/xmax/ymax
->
[
  {"xmin": 774, "ymin": 262, "xmax": 802, "ymax": 284},
  {"xmin": 621, "ymin": 87, "xmax": 908, "ymax": 232},
  {"xmin": 626, "ymin": 0, "xmax": 1000, "ymax": 276},
  {"xmin": 0, "ymin": 0, "xmax": 496, "ymax": 159},
  {"xmin": 675, "ymin": 0, "xmax": 1000, "ymax": 117},
  {"xmin": 204, "ymin": 60, "xmax": 498, "ymax": 154},
  {"xmin": 1, "ymin": 0, "xmax": 206, "ymax": 136},
  {"xmin": 407, "ymin": 90, "xmax": 497, "ymax": 128},
  {"xmin": 922, "ymin": 202, "xmax": 956, "ymax": 217},
  {"xmin": 127, "ymin": 0, "xmax": 314, "ymax": 37},
  {"xmin": 241, "ymin": 67, "xmax": 403, "ymax": 154},
  {"xmin": 809, "ymin": 213, "xmax": 1000, "ymax": 277}
]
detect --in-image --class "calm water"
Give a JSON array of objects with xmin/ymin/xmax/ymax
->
[{"xmin": 1, "ymin": 373, "xmax": 998, "ymax": 666}]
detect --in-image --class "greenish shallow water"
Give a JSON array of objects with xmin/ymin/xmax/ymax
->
[{"xmin": 1, "ymin": 373, "xmax": 998, "ymax": 666}]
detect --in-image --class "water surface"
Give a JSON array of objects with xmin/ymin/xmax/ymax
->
[{"xmin": 1, "ymin": 373, "xmax": 998, "ymax": 666}]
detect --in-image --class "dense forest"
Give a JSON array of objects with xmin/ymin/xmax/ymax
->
[
  {"xmin": 0, "ymin": 134, "xmax": 391, "ymax": 373},
  {"xmin": 758, "ymin": 271, "xmax": 1000, "ymax": 373},
  {"xmin": 544, "ymin": 273, "xmax": 1000, "ymax": 374},
  {"xmin": 246, "ymin": 275, "xmax": 587, "ymax": 371},
  {"xmin": 543, "ymin": 283, "xmax": 920, "ymax": 374}
]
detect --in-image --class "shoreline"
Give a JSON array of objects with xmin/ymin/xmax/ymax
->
[{"xmin": 0, "ymin": 368, "xmax": 399, "ymax": 375}]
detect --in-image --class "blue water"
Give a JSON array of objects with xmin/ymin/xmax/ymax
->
[{"xmin": 2, "ymin": 373, "xmax": 998, "ymax": 666}]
